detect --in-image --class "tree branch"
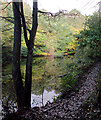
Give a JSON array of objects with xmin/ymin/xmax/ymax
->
[
  {"xmin": 38, "ymin": 10, "xmax": 80, "ymax": 18},
  {"xmin": 0, "ymin": 15, "xmax": 30, "ymax": 32},
  {"xmin": 30, "ymin": 1, "xmax": 38, "ymax": 48},
  {"xmin": 38, "ymin": 10, "xmax": 63, "ymax": 17},
  {"xmin": 20, "ymin": 2, "xmax": 29, "ymax": 47},
  {"xmin": 1, "ymin": 16, "xmax": 14, "ymax": 23},
  {"xmin": 38, "ymin": 10, "xmax": 53, "ymax": 16},
  {"xmin": 1, "ymin": 2, "xmax": 12, "ymax": 11},
  {"xmin": 0, "ymin": 16, "xmax": 14, "ymax": 19}
]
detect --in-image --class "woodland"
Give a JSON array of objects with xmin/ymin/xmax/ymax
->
[{"xmin": 1, "ymin": 0, "xmax": 101, "ymax": 119}]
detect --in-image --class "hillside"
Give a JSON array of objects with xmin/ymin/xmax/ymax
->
[{"xmin": 2, "ymin": 2, "xmax": 86, "ymax": 64}]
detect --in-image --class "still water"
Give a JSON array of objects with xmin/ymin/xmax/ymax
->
[{"xmin": 2, "ymin": 56, "xmax": 74, "ymax": 107}]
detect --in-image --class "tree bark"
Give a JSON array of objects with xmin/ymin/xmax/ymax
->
[
  {"xmin": 12, "ymin": 1, "xmax": 38, "ymax": 109},
  {"xmin": 12, "ymin": 2, "xmax": 24, "ymax": 109},
  {"xmin": 24, "ymin": 1, "xmax": 38, "ymax": 108},
  {"xmin": 24, "ymin": 50, "xmax": 33, "ymax": 108}
]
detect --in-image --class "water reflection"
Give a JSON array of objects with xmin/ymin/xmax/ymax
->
[
  {"xmin": 2, "ymin": 56, "xmax": 74, "ymax": 107},
  {"xmin": 31, "ymin": 90, "xmax": 59, "ymax": 107}
]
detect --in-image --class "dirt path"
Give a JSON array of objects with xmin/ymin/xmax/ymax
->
[{"xmin": 42, "ymin": 62, "xmax": 101, "ymax": 120}]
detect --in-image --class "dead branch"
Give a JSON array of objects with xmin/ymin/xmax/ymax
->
[
  {"xmin": 38, "ymin": 10, "xmax": 53, "ymax": 16},
  {"xmin": 43, "ymin": 104, "xmax": 59, "ymax": 113},
  {"xmin": 38, "ymin": 10, "xmax": 80, "ymax": 18},
  {"xmin": 57, "ymin": 73, "xmax": 71, "ymax": 77},
  {"xmin": 38, "ymin": 10, "xmax": 63, "ymax": 17}
]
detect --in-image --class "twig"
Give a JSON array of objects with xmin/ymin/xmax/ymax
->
[
  {"xmin": 1, "ymin": 16, "xmax": 14, "ymax": 23},
  {"xmin": 0, "ymin": 16, "xmax": 14, "ymax": 19},
  {"xmin": 1, "ymin": 2, "xmax": 12, "ymax": 11},
  {"xmin": 43, "ymin": 104, "xmax": 59, "ymax": 113},
  {"xmin": 57, "ymin": 73, "xmax": 70, "ymax": 77}
]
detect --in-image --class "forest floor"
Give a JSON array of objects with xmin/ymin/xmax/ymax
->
[{"xmin": 3, "ymin": 62, "xmax": 101, "ymax": 120}]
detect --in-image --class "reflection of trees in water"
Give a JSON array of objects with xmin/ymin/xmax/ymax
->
[
  {"xmin": 2, "ymin": 81, "xmax": 16, "ymax": 107},
  {"xmin": 2, "ymin": 64, "xmax": 16, "ymax": 104},
  {"xmin": 31, "ymin": 57, "xmax": 63, "ymax": 95},
  {"xmin": 2, "ymin": 56, "xmax": 74, "ymax": 104}
]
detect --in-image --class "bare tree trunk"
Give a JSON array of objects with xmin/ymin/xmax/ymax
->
[
  {"xmin": 24, "ymin": 50, "xmax": 33, "ymax": 108},
  {"xmin": 24, "ymin": 1, "xmax": 38, "ymax": 108},
  {"xmin": 12, "ymin": 1, "xmax": 38, "ymax": 109},
  {"xmin": 12, "ymin": 2, "xmax": 24, "ymax": 109}
]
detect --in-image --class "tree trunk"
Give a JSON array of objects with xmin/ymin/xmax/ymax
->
[
  {"xmin": 24, "ymin": 50, "xmax": 33, "ymax": 108},
  {"xmin": 12, "ymin": 1, "xmax": 38, "ymax": 109},
  {"xmin": 24, "ymin": 1, "xmax": 38, "ymax": 108},
  {"xmin": 12, "ymin": 2, "xmax": 24, "ymax": 109}
]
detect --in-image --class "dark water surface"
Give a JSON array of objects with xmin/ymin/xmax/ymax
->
[{"xmin": 2, "ymin": 56, "xmax": 74, "ymax": 107}]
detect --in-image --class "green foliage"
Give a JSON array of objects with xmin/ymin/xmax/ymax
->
[
  {"xmin": 2, "ymin": 1, "xmax": 14, "ymax": 47},
  {"xmin": 2, "ymin": 2, "xmax": 85, "ymax": 65},
  {"xmin": 61, "ymin": 62, "xmax": 79, "ymax": 92},
  {"xmin": 2, "ymin": 1, "xmax": 32, "ymax": 64},
  {"xmin": 66, "ymin": 84, "xmax": 72, "ymax": 88},
  {"xmin": 61, "ymin": 12, "xmax": 101, "ymax": 93},
  {"xmin": 75, "ymin": 12, "xmax": 101, "ymax": 62},
  {"xmin": 21, "ymin": 46, "xmax": 27, "ymax": 57},
  {"xmin": 69, "ymin": 9, "xmax": 81, "ymax": 15},
  {"xmin": 38, "ymin": 14, "xmax": 82, "ymax": 55},
  {"xmin": 2, "ymin": 46, "xmax": 12, "ymax": 65}
]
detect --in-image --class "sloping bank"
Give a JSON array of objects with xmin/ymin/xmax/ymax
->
[
  {"xmin": 40, "ymin": 62, "xmax": 101, "ymax": 120},
  {"xmin": 3, "ymin": 62, "xmax": 101, "ymax": 120}
]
